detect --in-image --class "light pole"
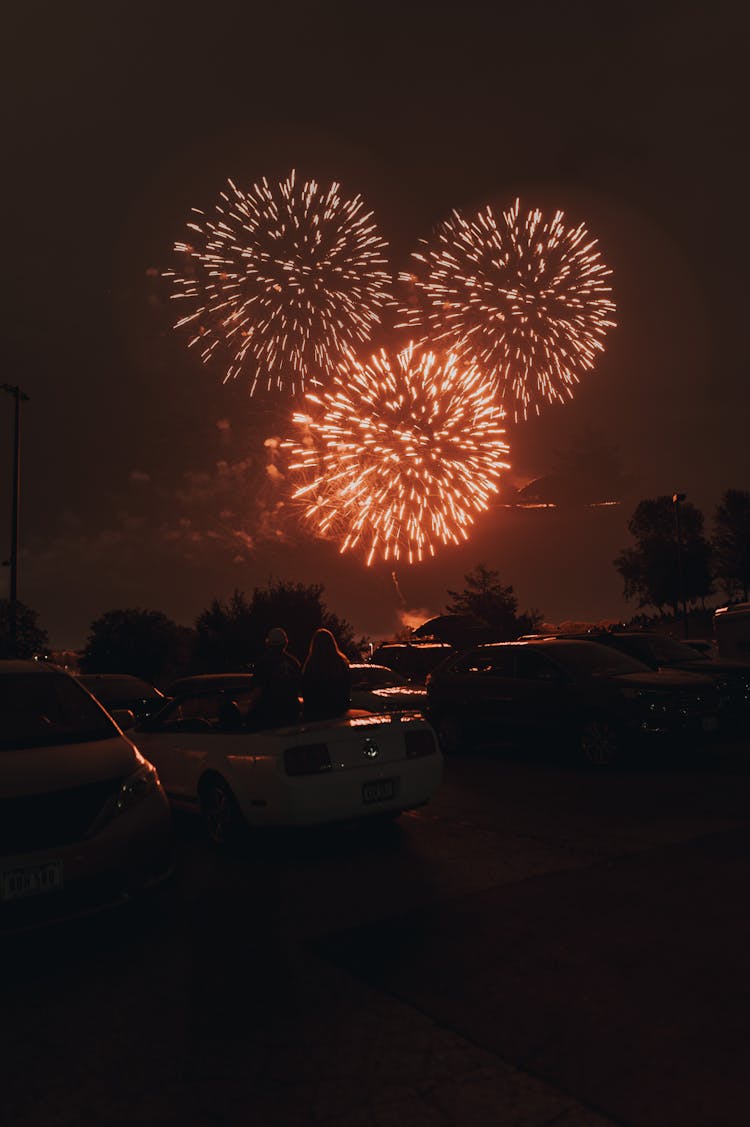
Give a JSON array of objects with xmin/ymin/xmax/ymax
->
[
  {"xmin": 1, "ymin": 383, "xmax": 30, "ymax": 656},
  {"xmin": 672, "ymin": 492, "xmax": 688, "ymax": 639}
]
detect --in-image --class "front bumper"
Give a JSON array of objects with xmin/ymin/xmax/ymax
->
[{"xmin": 0, "ymin": 787, "xmax": 173, "ymax": 934}]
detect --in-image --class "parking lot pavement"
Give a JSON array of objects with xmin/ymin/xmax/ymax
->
[
  {"xmin": 2, "ymin": 883, "xmax": 619, "ymax": 1127},
  {"xmin": 320, "ymin": 825, "xmax": 750, "ymax": 1127},
  {"xmin": 3, "ymin": 743, "xmax": 750, "ymax": 1126}
]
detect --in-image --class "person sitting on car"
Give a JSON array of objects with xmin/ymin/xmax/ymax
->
[
  {"xmin": 217, "ymin": 695, "xmax": 243, "ymax": 731},
  {"xmin": 246, "ymin": 627, "xmax": 302, "ymax": 730},
  {"xmin": 301, "ymin": 628, "xmax": 351, "ymax": 721}
]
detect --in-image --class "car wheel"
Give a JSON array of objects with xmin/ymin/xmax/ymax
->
[
  {"xmin": 436, "ymin": 714, "xmax": 468, "ymax": 755},
  {"xmin": 199, "ymin": 776, "xmax": 244, "ymax": 847},
  {"xmin": 579, "ymin": 717, "xmax": 622, "ymax": 768}
]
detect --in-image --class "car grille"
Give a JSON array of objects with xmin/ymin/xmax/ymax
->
[
  {"xmin": 671, "ymin": 687, "xmax": 719, "ymax": 720},
  {"xmin": 0, "ymin": 777, "xmax": 126, "ymax": 855},
  {"xmin": 715, "ymin": 678, "xmax": 750, "ymax": 708}
]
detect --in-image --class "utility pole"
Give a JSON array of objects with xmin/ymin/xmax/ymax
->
[
  {"xmin": 2, "ymin": 383, "xmax": 30, "ymax": 656},
  {"xmin": 672, "ymin": 492, "xmax": 688, "ymax": 639}
]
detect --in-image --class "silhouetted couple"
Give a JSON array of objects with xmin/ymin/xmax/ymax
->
[{"xmin": 248, "ymin": 626, "xmax": 350, "ymax": 728}]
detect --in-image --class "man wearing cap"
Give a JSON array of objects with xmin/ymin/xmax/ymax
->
[{"xmin": 247, "ymin": 627, "xmax": 302, "ymax": 729}]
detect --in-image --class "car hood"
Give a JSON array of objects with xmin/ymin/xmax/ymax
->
[
  {"xmin": 664, "ymin": 658, "xmax": 750, "ymax": 676},
  {"xmin": 612, "ymin": 669, "xmax": 715, "ymax": 690},
  {"xmin": 0, "ymin": 734, "xmax": 141, "ymax": 799}
]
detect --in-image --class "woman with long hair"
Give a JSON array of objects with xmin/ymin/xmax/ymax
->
[{"xmin": 302, "ymin": 628, "xmax": 351, "ymax": 720}]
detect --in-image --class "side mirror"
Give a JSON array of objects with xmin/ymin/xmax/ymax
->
[{"xmin": 112, "ymin": 708, "xmax": 136, "ymax": 732}]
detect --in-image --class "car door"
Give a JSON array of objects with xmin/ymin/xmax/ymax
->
[
  {"xmin": 509, "ymin": 647, "xmax": 570, "ymax": 742},
  {"xmin": 137, "ymin": 691, "xmax": 235, "ymax": 798},
  {"xmin": 448, "ymin": 646, "xmax": 517, "ymax": 745}
]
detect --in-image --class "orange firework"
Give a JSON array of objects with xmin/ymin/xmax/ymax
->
[
  {"xmin": 399, "ymin": 199, "xmax": 616, "ymax": 420},
  {"xmin": 166, "ymin": 171, "xmax": 391, "ymax": 395},
  {"xmin": 285, "ymin": 344, "xmax": 510, "ymax": 564}
]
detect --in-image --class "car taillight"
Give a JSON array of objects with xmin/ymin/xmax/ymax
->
[
  {"xmin": 284, "ymin": 743, "xmax": 332, "ymax": 776},
  {"xmin": 405, "ymin": 729, "xmax": 436, "ymax": 758}
]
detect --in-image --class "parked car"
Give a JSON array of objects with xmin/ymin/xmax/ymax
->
[
  {"xmin": 370, "ymin": 642, "xmax": 457, "ymax": 685},
  {"xmin": 77, "ymin": 673, "xmax": 166, "ymax": 724},
  {"xmin": 134, "ymin": 675, "xmax": 442, "ymax": 844},
  {"xmin": 426, "ymin": 639, "xmax": 719, "ymax": 766},
  {"xmin": 349, "ymin": 664, "xmax": 427, "ymax": 713},
  {"xmin": 0, "ymin": 661, "xmax": 173, "ymax": 933},
  {"xmin": 556, "ymin": 632, "xmax": 750, "ymax": 733},
  {"xmin": 714, "ymin": 603, "xmax": 750, "ymax": 660},
  {"xmin": 163, "ymin": 672, "xmax": 254, "ymax": 698}
]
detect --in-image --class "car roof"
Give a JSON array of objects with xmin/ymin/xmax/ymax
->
[
  {"xmin": 375, "ymin": 642, "xmax": 454, "ymax": 649},
  {"xmin": 78, "ymin": 673, "xmax": 163, "ymax": 694},
  {"xmin": 470, "ymin": 638, "xmax": 640, "ymax": 657},
  {"xmin": 167, "ymin": 673, "xmax": 255, "ymax": 694}
]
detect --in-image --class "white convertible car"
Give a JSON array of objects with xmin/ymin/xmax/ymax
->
[{"xmin": 134, "ymin": 676, "xmax": 442, "ymax": 844}]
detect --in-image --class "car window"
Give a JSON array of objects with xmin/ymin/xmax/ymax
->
[
  {"xmin": 79, "ymin": 676, "xmax": 162, "ymax": 703},
  {"xmin": 599, "ymin": 636, "xmax": 652, "ymax": 663},
  {"xmin": 514, "ymin": 649, "xmax": 562, "ymax": 681},
  {"xmin": 152, "ymin": 690, "xmax": 257, "ymax": 732},
  {"xmin": 351, "ymin": 667, "xmax": 407, "ymax": 689},
  {"xmin": 0, "ymin": 674, "xmax": 117, "ymax": 750},
  {"xmin": 637, "ymin": 636, "xmax": 701, "ymax": 663},
  {"xmin": 549, "ymin": 642, "xmax": 651, "ymax": 677},
  {"xmin": 450, "ymin": 648, "xmax": 515, "ymax": 676}
]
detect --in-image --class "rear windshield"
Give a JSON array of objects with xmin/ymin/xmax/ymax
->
[
  {"xmin": 79, "ymin": 676, "xmax": 162, "ymax": 703},
  {"xmin": 545, "ymin": 642, "xmax": 651, "ymax": 677},
  {"xmin": 616, "ymin": 635, "xmax": 703, "ymax": 664},
  {"xmin": 0, "ymin": 674, "xmax": 117, "ymax": 750},
  {"xmin": 351, "ymin": 667, "xmax": 407, "ymax": 689}
]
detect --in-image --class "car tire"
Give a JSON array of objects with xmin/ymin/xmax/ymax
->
[
  {"xmin": 436, "ymin": 713, "xmax": 468, "ymax": 755},
  {"xmin": 579, "ymin": 717, "xmax": 622, "ymax": 768},
  {"xmin": 199, "ymin": 775, "xmax": 244, "ymax": 847}
]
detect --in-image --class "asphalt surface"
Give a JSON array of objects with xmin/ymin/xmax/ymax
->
[{"xmin": 3, "ymin": 738, "xmax": 750, "ymax": 1126}]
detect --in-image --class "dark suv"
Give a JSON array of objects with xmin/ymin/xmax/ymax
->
[
  {"xmin": 426, "ymin": 638, "xmax": 719, "ymax": 766},
  {"xmin": 556, "ymin": 632, "xmax": 750, "ymax": 733}
]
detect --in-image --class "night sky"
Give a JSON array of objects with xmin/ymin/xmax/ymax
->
[{"xmin": 3, "ymin": 1, "xmax": 747, "ymax": 649}]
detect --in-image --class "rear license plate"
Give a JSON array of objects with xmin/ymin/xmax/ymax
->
[
  {"xmin": 1, "ymin": 861, "xmax": 63, "ymax": 902},
  {"xmin": 702, "ymin": 716, "xmax": 719, "ymax": 733},
  {"xmin": 362, "ymin": 779, "xmax": 395, "ymax": 804}
]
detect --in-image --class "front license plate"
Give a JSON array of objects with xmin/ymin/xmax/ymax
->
[
  {"xmin": 362, "ymin": 779, "xmax": 395, "ymax": 804},
  {"xmin": 1, "ymin": 861, "xmax": 63, "ymax": 903},
  {"xmin": 702, "ymin": 716, "xmax": 719, "ymax": 733}
]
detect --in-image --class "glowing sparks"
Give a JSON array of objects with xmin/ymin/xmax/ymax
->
[
  {"xmin": 166, "ymin": 171, "xmax": 391, "ymax": 395},
  {"xmin": 285, "ymin": 344, "xmax": 510, "ymax": 564},
  {"xmin": 399, "ymin": 199, "xmax": 616, "ymax": 420}
]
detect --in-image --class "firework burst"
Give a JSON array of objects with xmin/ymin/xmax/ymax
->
[
  {"xmin": 285, "ymin": 344, "xmax": 510, "ymax": 564},
  {"xmin": 166, "ymin": 171, "xmax": 391, "ymax": 394},
  {"xmin": 399, "ymin": 199, "xmax": 616, "ymax": 420}
]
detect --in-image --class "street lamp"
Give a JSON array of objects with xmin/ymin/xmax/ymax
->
[
  {"xmin": 672, "ymin": 492, "xmax": 688, "ymax": 639},
  {"xmin": 1, "ymin": 382, "xmax": 30, "ymax": 656}
]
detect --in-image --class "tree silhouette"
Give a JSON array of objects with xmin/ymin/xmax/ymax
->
[
  {"xmin": 614, "ymin": 496, "xmax": 713, "ymax": 614},
  {"xmin": 713, "ymin": 489, "xmax": 750, "ymax": 602},
  {"xmin": 0, "ymin": 599, "xmax": 49, "ymax": 659},
  {"xmin": 193, "ymin": 581, "xmax": 361, "ymax": 670},
  {"xmin": 80, "ymin": 608, "xmax": 193, "ymax": 685},
  {"xmin": 445, "ymin": 564, "xmax": 541, "ymax": 640}
]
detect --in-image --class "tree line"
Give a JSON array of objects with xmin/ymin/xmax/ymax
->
[
  {"xmin": 2, "ymin": 486, "xmax": 746, "ymax": 678},
  {"xmin": 614, "ymin": 488, "xmax": 750, "ymax": 615},
  {"xmin": 0, "ymin": 567, "xmax": 540, "ymax": 684}
]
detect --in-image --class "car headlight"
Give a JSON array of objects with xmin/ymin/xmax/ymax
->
[{"xmin": 94, "ymin": 761, "xmax": 161, "ymax": 831}]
